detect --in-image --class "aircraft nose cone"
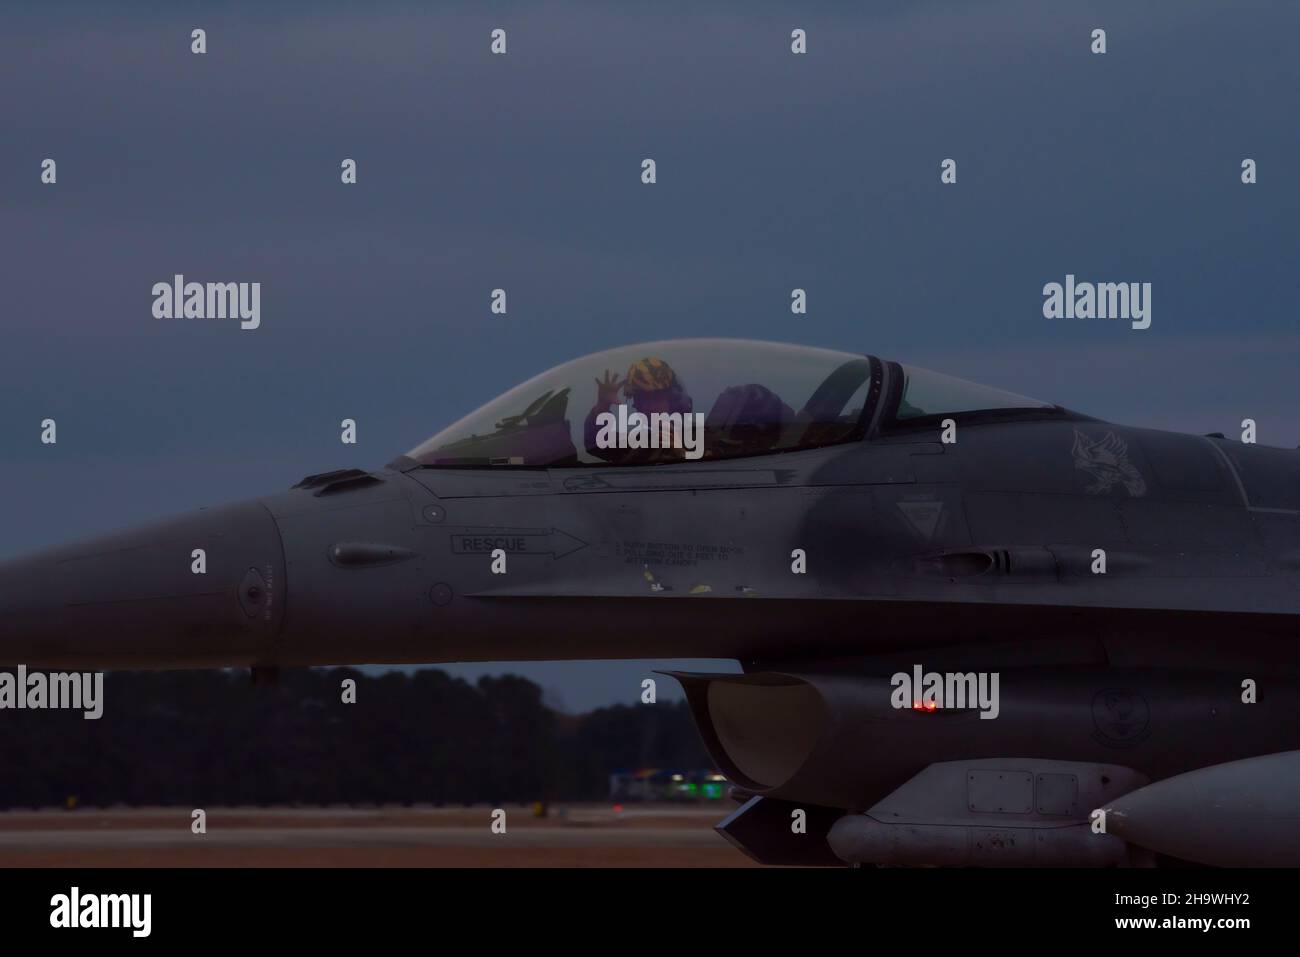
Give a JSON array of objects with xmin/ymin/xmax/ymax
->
[{"xmin": 0, "ymin": 500, "xmax": 285, "ymax": 669}]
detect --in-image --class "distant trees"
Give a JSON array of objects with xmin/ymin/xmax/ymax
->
[{"xmin": 0, "ymin": 669, "xmax": 712, "ymax": 809}]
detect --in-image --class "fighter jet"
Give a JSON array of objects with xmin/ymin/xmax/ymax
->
[{"xmin": 3, "ymin": 338, "xmax": 1299, "ymax": 867}]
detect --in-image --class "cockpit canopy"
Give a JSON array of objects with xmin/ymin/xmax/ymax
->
[
  {"xmin": 407, "ymin": 339, "xmax": 875, "ymax": 467},
  {"xmin": 892, "ymin": 364, "xmax": 1053, "ymax": 423},
  {"xmin": 405, "ymin": 339, "xmax": 1055, "ymax": 468}
]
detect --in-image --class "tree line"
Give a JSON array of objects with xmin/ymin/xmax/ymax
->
[{"xmin": 0, "ymin": 668, "xmax": 712, "ymax": 809}]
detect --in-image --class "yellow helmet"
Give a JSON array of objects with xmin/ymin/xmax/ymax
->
[{"xmin": 625, "ymin": 356, "xmax": 679, "ymax": 393}]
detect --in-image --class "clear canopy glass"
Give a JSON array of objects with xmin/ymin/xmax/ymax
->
[
  {"xmin": 407, "ymin": 339, "xmax": 875, "ymax": 467},
  {"xmin": 894, "ymin": 364, "xmax": 1053, "ymax": 421}
]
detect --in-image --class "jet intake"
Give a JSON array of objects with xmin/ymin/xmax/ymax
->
[
  {"xmin": 705, "ymin": 676, "xmax": 825, "ymax": 789},
  {"xmin": 667, "ymin": 667, "xmax": 1300, "ymax": 812}
]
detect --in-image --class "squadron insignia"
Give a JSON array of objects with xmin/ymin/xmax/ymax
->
[{"xmin": 1072, "ymin": 430, "xmax": 1147, "ymax": 497}]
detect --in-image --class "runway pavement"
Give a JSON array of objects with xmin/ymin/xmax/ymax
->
[{"xmin": 0, "ymin": 804, "xmax": 760, "ymax": 867}]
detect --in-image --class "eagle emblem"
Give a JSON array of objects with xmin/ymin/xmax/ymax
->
[{"xmin": 1072, "ymin": 430, "xmax": 1147, "ymax": 496}]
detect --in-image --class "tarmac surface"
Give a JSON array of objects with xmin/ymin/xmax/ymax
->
[{"xmin": 0, "ymin": 804, "xmax": 760, "ymax": 867}]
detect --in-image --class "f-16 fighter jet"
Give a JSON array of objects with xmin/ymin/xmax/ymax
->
[{"xmin": 4, "ymin": 339, "xmax": 1299, "ymax": 866}]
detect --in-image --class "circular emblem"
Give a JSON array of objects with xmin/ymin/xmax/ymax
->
[{"xmin": 1091, "ymin": 688, "xmax": 1151, "ymax": 748}]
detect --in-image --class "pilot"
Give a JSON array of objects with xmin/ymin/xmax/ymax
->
[
  {"xmin": 584, "ymin": 356, "xmax": 694, "ymax": 463},
  {"xmin": 705, "ymin": 383, "xmax": 794, "ymax": 456}
]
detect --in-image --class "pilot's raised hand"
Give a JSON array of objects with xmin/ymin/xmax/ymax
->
[{"xmin": 594, "ymin": 369, "xmax": 623, "ymax": 408}]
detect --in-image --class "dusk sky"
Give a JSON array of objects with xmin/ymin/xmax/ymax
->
[{"xmin": 3, "ymin": 1, "xmax": 1297, "ymax": 710}]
